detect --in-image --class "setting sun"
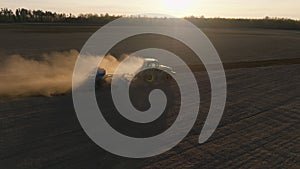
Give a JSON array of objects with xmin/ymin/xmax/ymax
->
[
  {"xmin": 163, "ymin": 0, "xmax": 191, "ymax": 10},
  {"xmin": 161, "ymin": 0, "xmax": 194, "ymax": 17}
]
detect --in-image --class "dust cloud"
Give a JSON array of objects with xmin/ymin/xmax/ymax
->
[{"xmin": 0, "ymin": 50, "xmax": 144, "ymax": 99}]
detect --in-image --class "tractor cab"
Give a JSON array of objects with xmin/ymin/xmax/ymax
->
[{"xmin": 142, "ymin": 58, "xmax": 160, "ymax": 69}]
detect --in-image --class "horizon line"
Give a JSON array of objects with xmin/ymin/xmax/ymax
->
[{"xmin": 1, "ymin": 7, "xmax": 299, "ymax": 21}]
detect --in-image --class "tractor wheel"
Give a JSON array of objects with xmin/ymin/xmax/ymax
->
[
  {"xmin": 165, "ymin": 74, "xmax": 172, "ymax": 81},
  {"xmin": 158, "ymin": 72, "xmax": 172, "ymax": 82},
  {"xmin": 144, "ymin": 72, "xmax": 155, "ymax": 83}
]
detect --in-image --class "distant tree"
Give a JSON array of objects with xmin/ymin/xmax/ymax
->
[
  {"xmin": 19, "ymin": 8, "xmax": 28, "ymax": 22},
  {"xmin": 15, "ymin": 9, "xmax": 21, "ymax": 22},
  {"xmin": 32, "ymin": 10, "xmax": 43, "ymax": 22},
  {"xmin": 0, "ymin": 8, "xmax": 14, "ymax": 22}
]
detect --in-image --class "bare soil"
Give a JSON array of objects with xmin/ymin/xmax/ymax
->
[{"xmin": 0, "ymin": 25, "xmax": 299, "ymax": 168}]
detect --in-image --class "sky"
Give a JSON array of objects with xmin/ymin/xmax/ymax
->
[{"xmin": 1, "ymin": 0, "xmax": 299, "ymax": 19}]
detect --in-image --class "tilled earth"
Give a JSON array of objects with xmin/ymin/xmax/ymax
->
[{"xmin": 0, "ymin": 64, "xmax": 299, "ymax": 169}]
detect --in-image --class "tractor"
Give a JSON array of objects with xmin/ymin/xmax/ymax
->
[{"xmin": 95, "ymin": 58, "xmax": 175, "ymax": 88}]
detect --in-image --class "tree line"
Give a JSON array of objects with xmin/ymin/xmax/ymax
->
[
  {"xmin": 185, "ymin": 16, "xmax": 300, "ymax": 30},
  {"xmin": 1, "ymin": 8, "xmax": 300, "ymax": 30},
  {"xmin": 0, "ymin": 8, "xmax": 120, "ymax": 24}
]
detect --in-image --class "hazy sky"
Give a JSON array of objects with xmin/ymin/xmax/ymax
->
[{"xmin": 2, "ymin": 0, "xmax": 299, "ymax": 19}]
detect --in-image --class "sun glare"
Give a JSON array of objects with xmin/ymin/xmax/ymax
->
[{"xmin": 162, "ymin": 0, "xmax": 194, "ymax": 17}]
